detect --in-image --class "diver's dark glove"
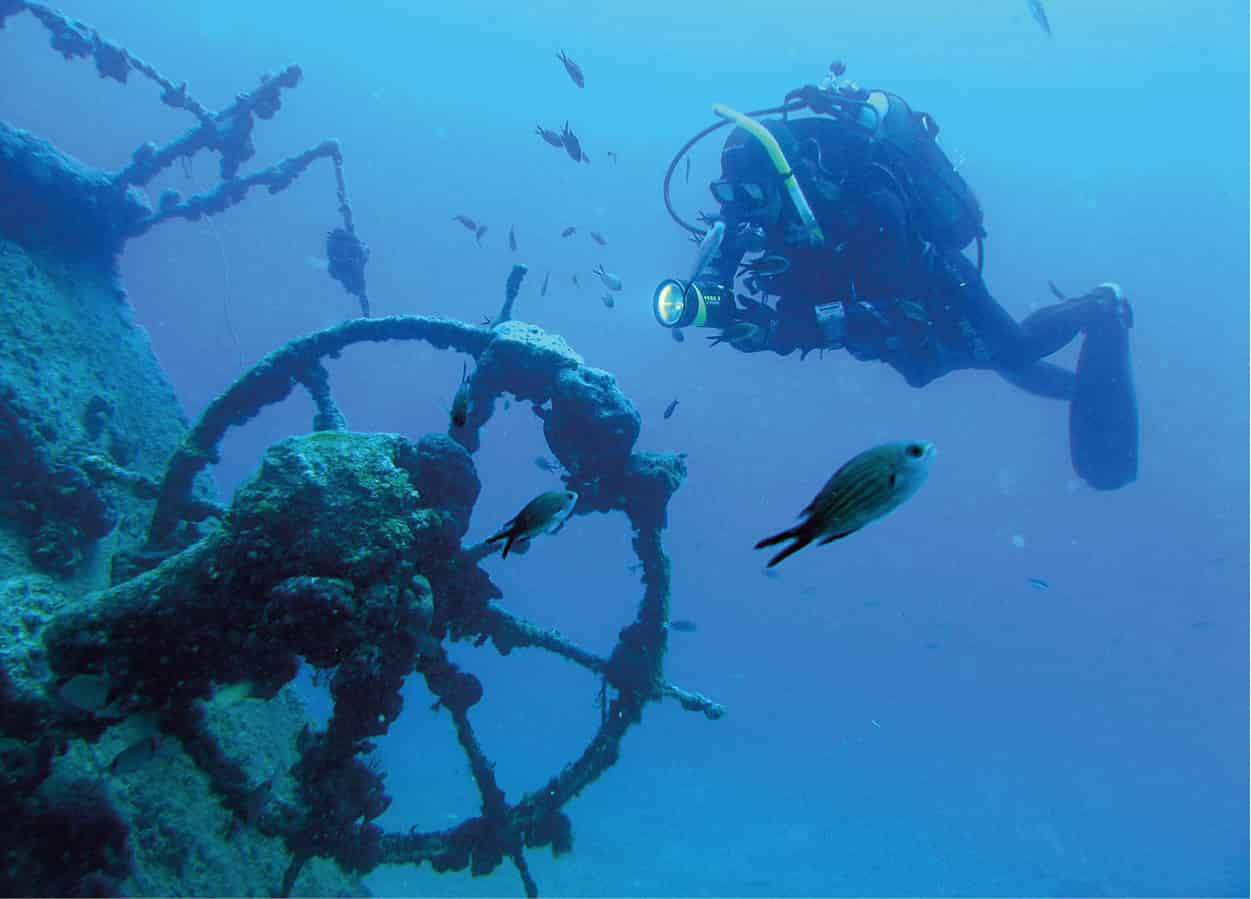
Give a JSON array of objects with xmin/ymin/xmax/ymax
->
[
  {"xmin": 784, "ymin": 84, "xmax": 839, "ymax": 116},
  {"xmin": 707, "ymin": 321, "xmax": 773, "ymax": 353}
]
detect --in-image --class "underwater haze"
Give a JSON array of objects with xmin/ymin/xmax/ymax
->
[{"xmin": 2, "ymin": 0, "xmax": 1247, "ymax": 895}]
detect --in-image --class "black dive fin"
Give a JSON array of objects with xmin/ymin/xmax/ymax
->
[{"xmin": 1070, "ymin": 307, "xmax": 1138, "ymax": 490}]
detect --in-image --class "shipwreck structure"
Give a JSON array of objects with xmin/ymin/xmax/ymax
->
[{"xmin": 0, "ymin": 4, "xmax": 721, "ymax": 896}]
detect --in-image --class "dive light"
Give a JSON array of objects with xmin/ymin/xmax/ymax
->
[{"xmin": 652, "ymin": 279, "xmax": 736, "ymax": 330}]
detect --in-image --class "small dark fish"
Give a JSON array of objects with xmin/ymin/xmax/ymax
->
[
  {"xmin": 536, "ymin": 125, "xmax": 564, "ymax": 147},
  {"xmin": 663, "ymin": 399, "xmax": 679, "ymax": 419},
  {"xmin": 487, "ymin": 489, "xmax": 579, "ymax": 557},
  {"xmin": 1027, "ymin": 0, "xmax": 1052, "ymax": 35},
  {"xmin": 739, "ymin": 255, "xmax": 791, "ymax": 277},
  {"xmin": 1027, "ymin": 577, "xmax": 1050, "ymax": 591},
  {"xmin": 571, "ymin": 273, "xmax": 580, "ymax": 287},
  {"xmin": 534, "ymin": 456, "xmax": 558, "ymax": 473},
  {"xmin": 452, "ymin": 214, "xmax": 477, "ymax": 231},
  {"xmin": 755, "ymin": 442, "xmax": 936, "ymax": 567},
  {"xmin": 475, "ymin": 224, "xmax": 488, "ymax": 247},
  {"xmin": 589, "ymin": 231, "xmax": 607, "ymax": 246},
  {"xmin": 508, "ymin": 225, "xmax": 517, "ymax": 252},
  {"xmin": 830, "ymin": 59, "xmax": 846, "ymax": 77},
  {"xmin": 560, "ymin": 122, "xmax": 583, "ymax": 163},
  {"xmin": 109, "ymin": 736, "xmax": 160, "ymax": 776},
  {"xmin": 684, "ymin": 156, "xmax": 691, "ymax": 184},
  {"xmin": 665, "ymin": 619, "xmax": 697, "ymax": 633},
  {"xmin": 671, "ymin": 328, "xmax": 685, "ymax": 343},
  {"xmin": 601, "ymin": 293, "xmax": 615, "ymax": 309},
  {"xmin": 540, "ymin": 270, "xmax": 550, "ymax": 296},
  {"xmin": 606, "ymin": 151, "xmax": 617, "ymax": 164},
  {"xmin": 450, "ymin": 363, "xmax": 470, "ymax": 429},
  {"xmin": 57, "ymin": 674, "xmax": 118, "ymax": 713},
  {"xmin": 592, "ymin": 264, "xmax": 622, "ymax": 290},
  {"xmin": 556, "ymin": 49, "xmax": 584, "ymax": 88},
  {"xmin": 561, "ymin": 226, "xmax": 577, "ymax": 238}
]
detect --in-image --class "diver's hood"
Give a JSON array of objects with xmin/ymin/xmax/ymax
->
[{"xmin": 718, "ymin": 119, "xmax": 800, "ymax": 181}]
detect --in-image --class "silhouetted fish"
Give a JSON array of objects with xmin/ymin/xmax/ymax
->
[
  {"xmin": 450, "ymin": 363, "xmax": 471, "ymax": 429},
  {"xmin": 1026, "ymin": 0, "xmax": 1052, "ymax": 35},
  {"xmin": 508, "ymin": 225, "xmax": 517, "ymax": 252},
  {"xmin": 487, "ymin": 489, "xmax": 579, "ymax": 558},
  {"xmin": 663, "ymin": 399, "xmax": 679, "ymax": 419},
  {"xmin": 556, "ymin": 50, "xmax": 584, "ymax": 87},
  {"xmin": 590, "ymin": 231, "xmax": 607, "ymax": 246},
  {"xmin": 109, "ymin": 736, "xmax": 160, "ymax": 776},
  {"xmin": 560, "ymin": 122, "xmax": 583, "ymax": 162},
  {"xmin": 540, "ymin": 270, "xmax": 550, "ymax": 296},
  {"xmin": 592, "ymin": 264, "xmax": 622, "ymax": 290},
  {"xmin": 536, "ymin": 125, "xmax": 564, "ymax": 147}
]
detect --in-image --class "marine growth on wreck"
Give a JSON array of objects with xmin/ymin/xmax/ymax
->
[{"xmin": 0, "ymin": 5, "xmax": 721, "ymax": 895}]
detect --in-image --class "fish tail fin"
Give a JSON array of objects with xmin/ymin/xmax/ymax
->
[
  {"xmin": 754, "ymin": 524, "xmax": 800, "ymax": 550},
  {"xmin": 755, "ymin": 525, "xmax": 814, "ymax": 567},
  {"xmin": 765, "ymin": 534, "xmax": 814, "ymax": 568},
  {"xmin": 501, "ymin": 534, "xmax": 516, "ymax": 559},
  {"xmin": 485, "ymin": 521, "xmax": 514, "ymax": 546}
]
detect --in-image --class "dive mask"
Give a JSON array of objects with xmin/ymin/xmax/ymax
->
[{"xmin": 710, "ymin": 179, "xmax": 770, "ymax": 209}]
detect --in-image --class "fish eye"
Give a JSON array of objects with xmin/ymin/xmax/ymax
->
[{"xmin": 906, "ymin": 443, "xmax": 925, "ymax": 459}]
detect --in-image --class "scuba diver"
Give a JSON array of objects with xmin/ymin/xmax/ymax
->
[{"xmin": 652, "ymin": 63, "xmax": 1138, "ymax": 490}]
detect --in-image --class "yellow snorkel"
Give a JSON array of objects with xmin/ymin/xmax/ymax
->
[{"xmin": 712, "ymin": 103, "xmax": 825, "ymax": 247}]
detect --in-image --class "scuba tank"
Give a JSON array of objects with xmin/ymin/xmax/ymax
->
[{"xmin": 866, "ymin": 90, "xmax": 985, "ymax": 256}]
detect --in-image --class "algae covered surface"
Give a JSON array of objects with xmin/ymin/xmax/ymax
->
[{"xmin": 0, "ymin": 236, "xmax": 193, "ymax": 588}]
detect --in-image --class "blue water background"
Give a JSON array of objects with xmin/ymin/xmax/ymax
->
[{"xmin": 2, "ymin": 0, "xmax": 1247, "ymax": 894}]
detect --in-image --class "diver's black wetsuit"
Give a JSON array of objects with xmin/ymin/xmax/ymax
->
[{"xmin": 703, "ymin": 102, "xmax": 1138, "ymax": 489}]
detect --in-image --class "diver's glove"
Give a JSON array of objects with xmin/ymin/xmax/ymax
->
[
  {"xmin": 707, "ymin": 298, "xmax": 777, "ymax": 353},
  {"xmin": 707, "ymin": 320, "xmax": 774, "ymax": 353},
  {"xmin": 784, "ymin": 84, "xmax": 840, "ymax": 116}
]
